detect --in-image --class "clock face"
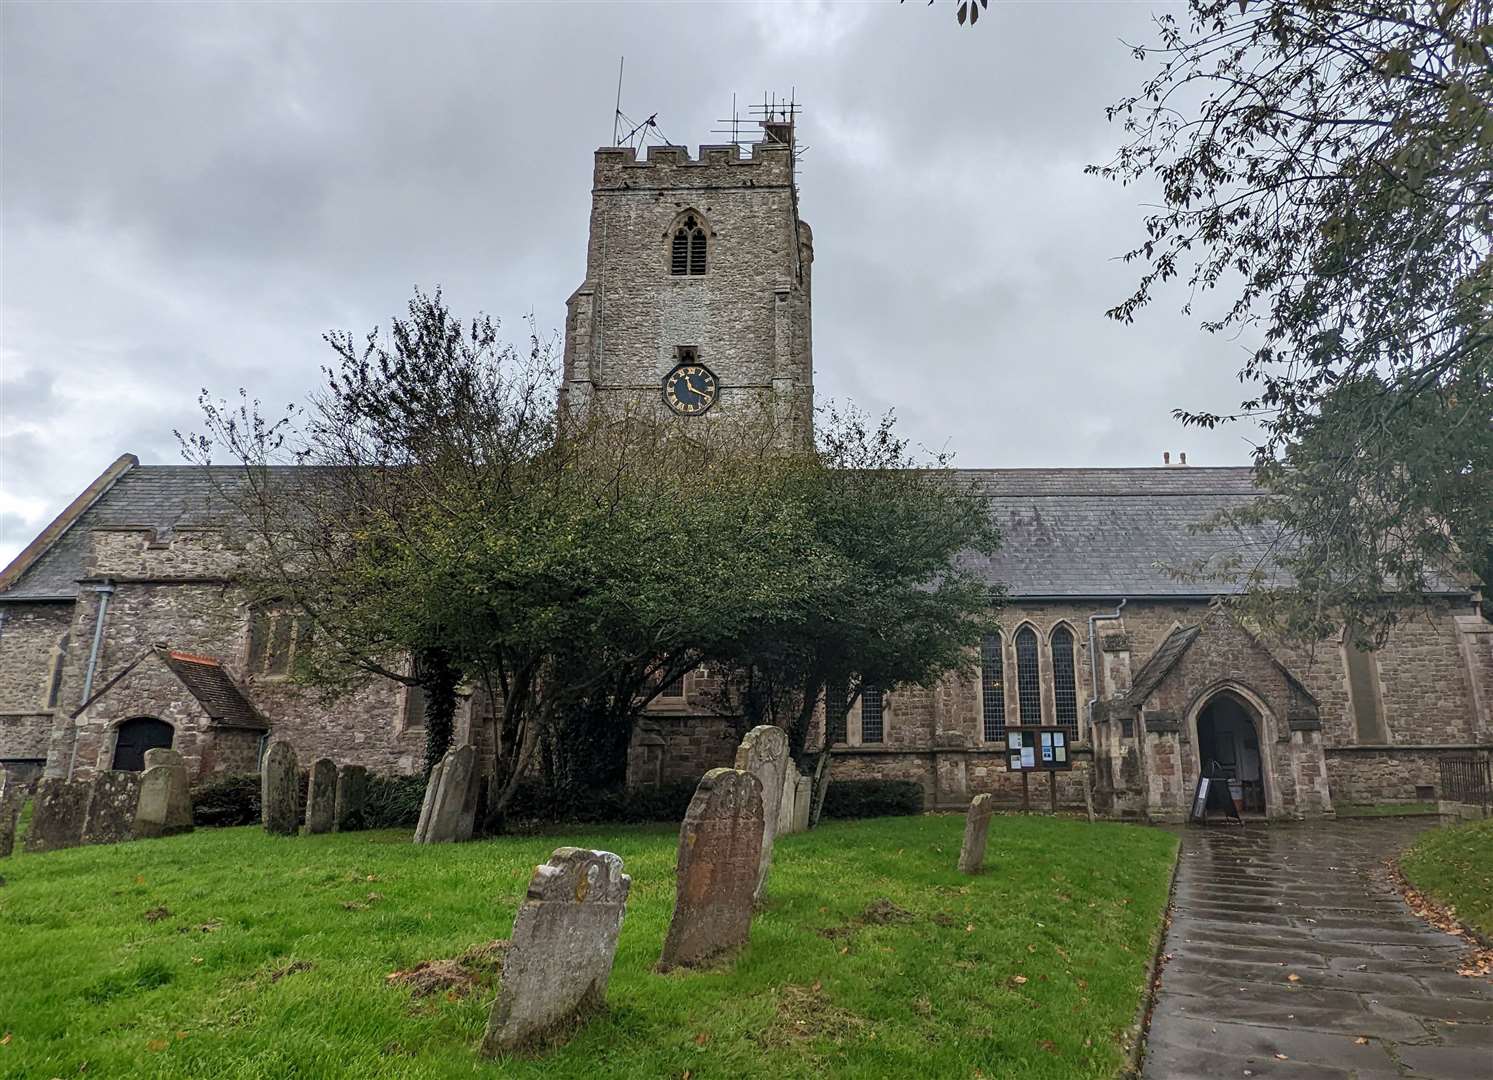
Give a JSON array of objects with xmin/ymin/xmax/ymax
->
[{"xmin": 663, "ymin": 363, "xmax": 719, "ymax": 416}]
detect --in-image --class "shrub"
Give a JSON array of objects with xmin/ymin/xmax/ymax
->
[
  {"xmin": 191, "ymin": 774, "xmax": 261, "ymax": 828},
  {"xmin": 363, "ymin": 773, "xmax": 428, "ymax": 830},
  {"xmin": 821, "ymin": 779, "xmax": 924, "ymax": 820},
  {"xmin": 494, "ymin": 779, "xmax": 698, "ymax": 830}
]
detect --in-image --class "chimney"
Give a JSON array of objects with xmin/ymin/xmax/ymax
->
[
  {"xmin": 1163, "ymin": 452, "xmax": 1170, "ymax": 465},
  {"xmin": 1179, "ymin": 451, "xmax": 1188, "ymax": 465}
]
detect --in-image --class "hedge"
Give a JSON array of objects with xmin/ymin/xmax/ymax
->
[{"xmin": 820, "ymin": 779, "xmax": 924, "ymax": 819}]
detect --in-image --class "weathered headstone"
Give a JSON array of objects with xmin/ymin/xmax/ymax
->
[
  {"xmin": 304, "ymin": 758, "xmax": 337, "ymax": 834},
  {"xmin": 23, "ymin": 777, "xmax": 92, "ymax": 853},
  {"xmin": 792, "ymin": 774, "xmax": 812, "ymax": 834},
  {"xmin": 262, "ymin": 740, "xmax": 300, "ymax": 835},
  {"xmin": 657, "ymin": 767, "xmax": 764, "ymax": 972},
  {"xmin": 734, "ymin": 725, "xmax": 789, "ymax": 900},
  {"xmin": 334, "ymin": 764, "xmax": 369, "ymax": 832},
  {"xmin": 415, "ymin": 744, "xmax": 478, "ymax": 844},
  {"xmin": 80, "ymin": 771, "xmax": 143, "ymax": 846},
  {"xmin": 776, "ymin": 766, "xmax": 798, "ymax": 837},
  {"xmin": 958, "ymin": 793, "xmax": 996, "ymax": 874},
  {"xmin": 136, "ymin": 748, "xmax": 193, "ymax": 838},
  {"xmin": 481, "ymin": 847, "xmax": 631, "ymax": 1054},
  {"xmin": 0, "ymin": 777, "xmax": 27, "ymax": 858}
]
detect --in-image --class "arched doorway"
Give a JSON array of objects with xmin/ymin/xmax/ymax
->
[
  {"xmin": 112, "ymin": 717, "xmax": 174, "ymax": 772},
  {"xmin": 1196, "ymin": 693, "xmax": 1265, "ymax": 814}
]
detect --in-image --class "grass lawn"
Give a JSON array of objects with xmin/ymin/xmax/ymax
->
[
  {"xmin": 1400, "ymin": 818, "xmax": 1493, "ymax": 941},
  {"xmin": 1, "ymin": 813, "xmax": 1176, "ymax": 1079}
]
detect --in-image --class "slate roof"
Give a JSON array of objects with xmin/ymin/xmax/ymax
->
[
  {"xmin": 1124, "ymin": 624, "xmax": 1203, "ymax": 705},
  {"xmin": 0, "ymin": 461, "xmax": 1478, "ymax": 603},
  {"xmin": 160, "ymin": 650, "xmax": 268, "ymax": 729}
]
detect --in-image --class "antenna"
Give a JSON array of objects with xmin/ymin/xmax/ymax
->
[{"xmin": 611, "ymin": 57, "xmax": 624, "ymax": 146}]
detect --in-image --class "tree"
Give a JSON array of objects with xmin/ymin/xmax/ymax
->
[{"xmin": 1090, "ymin": 1, "xmax": 1492, "ymax": 641}]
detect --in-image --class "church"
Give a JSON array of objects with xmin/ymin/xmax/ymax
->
[{"xmin": 2, "ymin": 120, "xmax": 1490, "ymax": 821}]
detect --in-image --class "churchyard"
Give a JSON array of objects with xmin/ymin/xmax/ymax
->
[{"xmin": 0, "ymin": 810, "xmax": 1175, "ymax": 1077}]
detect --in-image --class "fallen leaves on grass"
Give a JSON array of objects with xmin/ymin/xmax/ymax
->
[
  {"xmin": 143, "ymin": 906, "xmax": 171, "ymax": 923},
  {"xmin": 758, "ymin": 983, "xmax": 868, "ymax": 1048},
  {"xmin": 270, "ymin": 960, "xmax": 312, "ymax": 982},
  {"xmin": 342, "ymin": 892, "xmax": 385, "ymax": 912},
  {"xmin": 1390, "ymin": 858, "xmax": 1493, "ymax": 979},
  {"xmin": 817, "ymin": 898, "xmax": 916, "ymax": 939},
  {"xmin": 385, "ymin": 940, "xmax": 509, "ymax": 999}
]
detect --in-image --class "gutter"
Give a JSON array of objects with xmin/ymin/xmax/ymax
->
[
  {"xmin": 68, "ymin": 579, "xmax": 115, "ymax": 779},
  {"xmin": 1087, "ymin": 598, "xmax": 1128, "ymax": 728}
]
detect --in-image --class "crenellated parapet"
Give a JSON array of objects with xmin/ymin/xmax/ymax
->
[{"xmin": 593, "ymin": 141, "xmax": 794, "ymax": 191}]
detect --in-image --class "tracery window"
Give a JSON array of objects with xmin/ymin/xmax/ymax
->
[
  {"xmin": 247, "ymin": 606, "xmax": 313, "ymax": 678},
  {"xmin": 860, "ymin": 685, "xmax": 884, "ymax": 744},
  {"xmin": 981, "ymin": 632, "xmax": 1006, "ymax": 741},
  {"xmin": 670, "ymin": 214, "xmax": 707, "ymax": 276},
  {"xmin": 1015, "ymin": 626, "xmax": 1042, "ymax": 725},
  {"xmin": 1051, "ymin": 625, "xmax": 1079, "ymax": 737}
]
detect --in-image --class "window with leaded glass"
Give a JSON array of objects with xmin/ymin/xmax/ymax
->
[
  {"xmin": 981, "ymin": 632, "xmax": 1006, "ymax": 741},
  {"xmin": 826, "ymin": 681, "xmax": 848, "ymax": 744},
  {"xmin": 1015, "ymin": 626, "xmax": 1042, "ymax": 725},
  {"xmin": 860, "ymin": 685, "xmax": 884, "ymax": 743},
  {"xmin": 1052, "ymin": 625, "xmax": 1079, "ymax": 736}
]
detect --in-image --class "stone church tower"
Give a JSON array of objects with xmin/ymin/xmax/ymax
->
[{"xmin": 560, "ymin": 121, "xmax": 813, "ymax": 443}]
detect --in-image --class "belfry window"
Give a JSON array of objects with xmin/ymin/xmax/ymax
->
[
  {"xmin": 981, "ymin": 632, "xmax": 1006, "ymax": 741},
  {"xmin": 670, "ymin": 214, "xmax": 707, "ymax": 276},
  {"xmin": 1051, "ymin": 626, "xmax": 1079, "ymax": 737},
  {"xmin": 1015, "ymin": 626, "xmax": 1042, "ymax": 725}
]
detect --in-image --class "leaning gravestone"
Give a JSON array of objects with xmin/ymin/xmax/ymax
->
[
  {"xmin": 262, "ymin": 740, "xmax": 300, "ymax": 836},
  {"xmin": 304, "ymin": 758, "xmax": 337, "ymax": 834},
  {"xmin": 793, "ymin": 774, "xmax": 812, "ymax": 834},
  {"xmin": 958, "ymin": 793, "xmax": 996, "ymax": 875},
  {"xmin": 657, "ymin": 767, "xmax": 765, "ymax": 972},
  {"xmin": 334, "ymin": 764, "xmax": 369, "ymax": 832},
  {"xmin": 24, "ymin": 777, "xmax": 92, "ymax": 853},
  {"xmin": 0, "ymin": 777, "xmax": 27, "ymax": 858},
  {"xmin": 135, "ymin": 748, "xmax": 193, "ymax": 838},
  {"xmin": 734, "ymin": 725, "xmax": 789, "ymax": 900},
  {"xmin": 481, "ymin": 847, "xmax": 631, "ymax": 1055},
  {"xmin": 81, "ymin": 771, "xmax": 143, "ymax": 846},
  {"xmin": 776, "ymin": 766, "xmax": 798, "ymax": 837},
  {"xmin": 414, "ymin": 744, "xmax": 478, "ymax": 844}
]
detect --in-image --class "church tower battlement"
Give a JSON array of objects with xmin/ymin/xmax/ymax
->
[{"xmin": 561, "ymin": 122, "xmax": 813, "ymax": 442}]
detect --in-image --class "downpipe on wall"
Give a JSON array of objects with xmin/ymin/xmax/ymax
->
[
  {"xmin": 1087, "ymin": 598, "xmax": 1127, "ymax": 728},
  {"xmin": 68, "ymin": 579, "xmax": 115, "ymax": 780}
]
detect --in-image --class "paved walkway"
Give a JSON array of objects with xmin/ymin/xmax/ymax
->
[{"xmin": 1143, "ymin": 818, "xmax": 1493, "ymax": 1079}]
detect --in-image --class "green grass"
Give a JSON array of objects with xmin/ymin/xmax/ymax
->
[
  {"xmin": 0, "ymin": 813, "xmax": 1176, "ymax": 1079},
  {"xmin": 1335, "ymin": 801, "xmax": 1441, "ymax": 817},
  {"xmin": 1400, "ymin": 818, "xmax": 1493, "ymax": 941}
]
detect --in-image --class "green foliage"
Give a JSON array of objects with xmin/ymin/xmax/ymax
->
[
  {"xmin": 190, "ymin": 774, "xmax": 261, "ymax": 828},
  {"xmin": 820, "ymin": 779, "xmax": 926, "ymax": 819},
  {"xmin": 363, "ymin": 773, "xmax": 428, "ymax": 830},
  {"xmin": 1093, "ymin": 1, "xmax": 1493, "ymax": 639},
  {"xmin": 0, "ymin": 815, "xmax": 1175, "ymax": 1078},
  {"xmin": 501, "ymin": 779, "xmax": 698, "ymax": 828},
  {"xmin": 1400, "ymin": 819, "xmax": 1493, "ymax": 939},
  {"xmin": 413, "ymin": 648, "xmax": 460, "ymax": 775}
]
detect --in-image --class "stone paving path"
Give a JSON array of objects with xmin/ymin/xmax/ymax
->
[{"xmin": 1143, "ymin": 819, "xmax": 1493, "ymax": 1079}]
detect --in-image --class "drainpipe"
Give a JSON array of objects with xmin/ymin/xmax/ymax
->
[
  {"xmin": 68, "ymin": 579, "xmax": 115, "ymax": 779},
  {"xmin": 1087, "ymin": 598, "xmax": 1128, "ymax": 727}
]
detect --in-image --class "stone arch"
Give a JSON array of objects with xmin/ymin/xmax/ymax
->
[
  {"xmin": 1184, "ymin": 682, "xmax": 1280, "ymax": 817},
  {"xmin": 1047, "ymin": 621, "xmax": 1081, "ymax": 737},
  {"xmin": 110, "ymin": 715, "xmax": 175, "ymax": 772},
  {"xmin": 664, "ymin": 209, "xmax": 710, "ymax": 276},
  {"xmin": 1011, "ymin": 622, "xmax": 1044, "ymax": 726}
]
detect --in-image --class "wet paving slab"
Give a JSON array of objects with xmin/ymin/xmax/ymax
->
[{"xmin": 1143, "ymin": 818, "xmax": 1493, "ymax": 1079}]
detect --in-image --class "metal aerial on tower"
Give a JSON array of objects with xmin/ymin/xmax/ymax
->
[
  {"xmin": 608, "ymin": 57, "xmax": 675, "ymax": 152},
  {"xmin": 713, "ymin": 89, "xmax": 807, "ymax": 178}
]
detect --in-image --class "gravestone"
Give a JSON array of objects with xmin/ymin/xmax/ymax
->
[
  {"xmin": 657, "ymin": 767, "xmax": 764, "ymax": 972},
  {"xmin": 792, "ymin": 774, "xmax": 812, "ymax": 833},
  {"xmin": 262, "ymin": 740, "xmax": 300, "ymax": 835},
  {"xmin": 334, "ymin": 764, "xmax": 369, "ymax": 832},
  {"xmin": 24, "ymin": 777, "xmax": 92, "ymax": 853},
  {"xmin": 0, "ymin": 777, "xmax": 27, "ymax": 858},
  {"xmin": 481, "ymin": 847, "xmax": 631, "ymax": 1054},
  {"xmin": 136, "ymin": 748, "xmax": 193, "ymax": 838},
  {"xmin": 304, "ymin": 758, "xmax": 337, "ymax": 834},
  {"xmin": 415, "ymin": 744, "xmax": 478, "ymax": 844},
  {"xmin": 777, "ymin": 766, "xmax": 798, "ymax": 837},
  {"xmin": 80, "ymin": 771, "xmax": 143, "ymax": 846},
  {"xmin": 734, "ymin": 725, "xmax": 789, "ymax": 900},
  {"xmin": 957, "ymin": 793, "xmax": 995, "ymax": 875}
]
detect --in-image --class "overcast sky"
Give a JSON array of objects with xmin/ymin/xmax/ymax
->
[{"xmin": 1, "ymin": 0, "xmax": 1265, "ymax": 566}]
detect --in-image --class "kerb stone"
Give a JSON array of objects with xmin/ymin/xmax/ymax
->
[
  {"xmin": 481, "ymin": 847, "xmax": 631, "ymax": 1054},
  {"xmin": 958, "ymin": 793, "xmax": 996, "ymax": 874},
  {"xmin": 657, "ymin": 767, "xmax": 764, "ymax": 972},
  {"xmin": 334, "ymin": 764, "xmax": 369, "ymax": 832},
  {"xmin": 734, "ymin": 725, "xmax": 788, "ymax": 900},
  {"xmin": 81, "ymin": 771, "xmax": 143, "ymax": 845},
  {"xmin": 304, "ymin": 758, "xmax": 337, "ymax": 834},
  {"xmin": 24, "ymin": 777, "xmax": 92, "ymax": 853},
  {"xmin": 262, "ymin": 740, "xmax": 300, "ymax": 836}
]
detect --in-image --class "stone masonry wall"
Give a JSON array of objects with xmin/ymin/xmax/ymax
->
[{"xmin": 0, "ymin": 600, "xmax": 71, "ymax": 773}]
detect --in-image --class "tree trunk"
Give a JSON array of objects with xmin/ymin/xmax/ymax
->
[{"xmin": 415, "ymin": 647, "xmax": 461, "ymax": 774}]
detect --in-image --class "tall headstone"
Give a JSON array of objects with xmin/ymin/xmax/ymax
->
[
  {"xmin": 135, "ymin": 747, "xmax": 193, "ymax": 839},
  {"xmin": 776, "ymin": 766, "xmax": 798, "ymax": 837},
  {"xmin": 792, "ymin": 774, "xmax": 812, "ymax": 834},
  {"xmin": 0, "ymin": 777, "xmax": 27, "ymax": 858},
  {"xmin": 415, "ymin": 744, "xmax": 478, "ymax": 844},
  {"xmin": 657, "ymin": 768, "xmax": 765, "ymax": 972},
  {"xmin": 304, "ymin": 758, "xmax": 337, "ymax": 834},
  {"xmin": 262, "ymin": 740, "xmax": 300, "ymax": 836},
  {"xmin": 81, "ymin": 771, "xmax": 143, "ymax": 846},
  {"xmin": 23, "ymin": 777, "xmax": 92, "ymax": 853},
  {"xmin": 958, "ymin": 793, "xmax": 996, "ymax": 875},
  {"xmin": 481, "ymin": 848, "xmax": 631, "ymax": 1055},
  {"xmin": 334, "ymin": 764, "xmax": 369, "ymax": 832},
  {"xmin": 734, "ymin": 725, "xmax": 789, "ymax": 900}
]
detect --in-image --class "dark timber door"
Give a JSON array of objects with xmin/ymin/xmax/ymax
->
[{"xmin": 112, "ymin": 717, "xmax": 174, "ymax": 772}]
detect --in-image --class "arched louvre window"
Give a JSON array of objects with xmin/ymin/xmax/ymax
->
[
  {"xmin": 1052, "ymin": 626, "xmax": 1079, "ymax": 736},
  {"xmin": 1015, "ymin": 626, "xmax": 1042, "ymax": 725},
  {"xmin": 670, "ymin": 214, "xmax": 707, "ymax": 276},
  {"xmin": 981, "ymin": 633, "xmax": 1006, "ymax": 741}
]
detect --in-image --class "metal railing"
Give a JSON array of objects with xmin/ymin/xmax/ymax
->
[{"xmin": 1439, "ymin": 754, "xmax": 1491, "ymax": 813}]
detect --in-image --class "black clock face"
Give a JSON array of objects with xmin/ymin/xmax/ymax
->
[{"xmin": 663, "ymin": 363, "xmax": 718, "ymax": 415}]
